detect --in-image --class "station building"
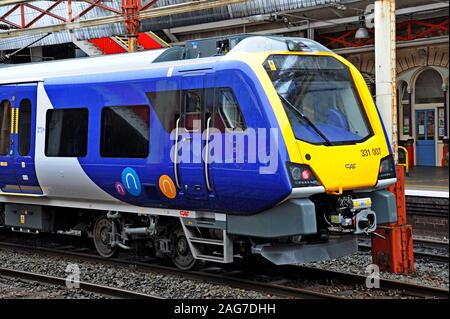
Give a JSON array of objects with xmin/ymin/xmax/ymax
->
[
  {"xmin": 334, "ymin": 19, "xmax": 449, "ymax": 168},
  {"xmin": 1, "ymin": 0, "xmax": 448, "ymax": 167}
]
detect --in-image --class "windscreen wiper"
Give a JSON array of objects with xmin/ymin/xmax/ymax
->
[{"xmin": 277, "ymin": 93, "xmax": 333, "ymax": 146}]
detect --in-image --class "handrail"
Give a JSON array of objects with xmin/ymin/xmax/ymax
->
[
  {"xmin": 173, "ymin": 118, "xmax": 181, "ymax": 189},
  {"xmin": 398, "ymin": 146, "xmax": 409, "ymax": 175},
  {"xmin": 114, "ymin": 36, "xmax": 128, "ymax": 47},
  {"xmin": 204, "ymin": 117, "xmax": 213, "ymax": 192}
]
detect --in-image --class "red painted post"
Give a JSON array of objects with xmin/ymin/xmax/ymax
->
[
  {"xmin": 68, "ymin": 0, "xmax": 72, "ymax": 22},
  {"xmin": 20, "ymin": 4, "xmax": 25, "ymax": 29},
  {"xmin": 442, "ymin": 143, "xmax": 447, "ymax": 168},
  {"xmin": 122, "ymin": 0, "xmax": 141, "ymax": 52},
  {"xmin": 371, "ymin": 165, "xmax": 415, "ymax": 273}
]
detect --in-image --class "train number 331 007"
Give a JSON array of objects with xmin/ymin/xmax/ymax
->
[{"xmin": 361, "ymin": 148, "xmax": 381, "ymax": 157}]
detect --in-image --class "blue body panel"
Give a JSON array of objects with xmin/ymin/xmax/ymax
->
[{"xmin": 43, "ymin": 60, "xmax": 293, "ymax": 214}]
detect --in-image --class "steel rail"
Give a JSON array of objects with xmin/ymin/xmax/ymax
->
[
  {"xmin": 358, "ymin": 242, "xmax": 449, "ymax": 264},
  {"xmin": 0, "ymin": 267, "xmax": 163, "ymax": 299},
  {"xmin": 289, "ymin": 265, "xmax": 449, "ymax": 299}
]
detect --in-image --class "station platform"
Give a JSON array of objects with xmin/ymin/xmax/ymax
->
[{"xmin": 405, "ymin": 166, "xmax": 449, "ymax": 198}]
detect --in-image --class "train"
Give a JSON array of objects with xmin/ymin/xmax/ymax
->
[{"xmin": 0, "ymin": 35, "xmax": 398, "ymax": 269}]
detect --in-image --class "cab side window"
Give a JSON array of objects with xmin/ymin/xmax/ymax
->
[
  {"xmin": 216, "ymin": 88, "xmax": 246, "ymax": 131},
  {"xmin": 0, "ymin": 100, "xmax": 12, "ymax": 156}
]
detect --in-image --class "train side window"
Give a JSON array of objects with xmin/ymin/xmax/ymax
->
[
  {"xmin": 0, "ymin": 100, "xmax": 12, "ymax": 156},
  {"xmin": 101, "ymin": 105, "xmax": 150, "ymax": 158},
  {"xmin": 146, "ymin": 90, "xmax": 180, "ymax": 133},
  {"xmin": 18, "ymin": 99, "xmax": 32, "ymax": 156},
  {"xmin": 45, "ymin": 108, "xmax": 88, "ymax": 157},
  {"xmin": 217, "ymin": 88, "xmax": 246, "ymax": 131},
  {"xmin": 184, "ymin": 89, "xmax": 202, "ymax": 132}
]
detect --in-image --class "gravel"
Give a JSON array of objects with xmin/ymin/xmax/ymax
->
[
  {"xmin": 0, "ymin": 243, "xmax": 447, "ymax": 299},
  {"xmin": 0, "ymin": 248, "xmax": 276, "ymax": 299},
  {"xmin": 0, "ymin": 275, "xmax": 107, "ymax": 299},
  {"xmin": 304, "ymin": 251, "xmax": 449, "ymax": 290}
]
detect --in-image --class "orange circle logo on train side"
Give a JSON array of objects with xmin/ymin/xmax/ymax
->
[{"xmin": 159, "ymin": 175, "xmax": 177, "ymax": 199}]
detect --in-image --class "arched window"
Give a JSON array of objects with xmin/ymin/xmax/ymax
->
[{"xmin": 415, "ymin": 69, "xmax": 444, "ymax": 104}]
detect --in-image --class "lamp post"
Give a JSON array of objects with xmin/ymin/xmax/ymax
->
[
  {"xmin": 375, "ymin": 0, "xmax": 397, "ymax": 161},
  {"xmin": 371, "ymin": 0, "xmax": 415, "ymax": 275}
]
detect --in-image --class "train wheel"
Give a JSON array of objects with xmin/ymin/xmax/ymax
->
[
  {"xmin": 170, "ymin": 225, "xmax": 196, "ymax": 270},
  {"xmin": 93, "ymin": 216, "xmax": 117, "ymax": 258}
]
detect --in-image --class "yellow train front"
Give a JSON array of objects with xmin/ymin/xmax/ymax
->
[{"xmin": 219, "ymin": 36, "xmax": 398, "ymax": 265}]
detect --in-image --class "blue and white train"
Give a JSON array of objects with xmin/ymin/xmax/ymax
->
[{"xmin": 0, "ymin": 36, "xmax": 398, "ymax": 269}]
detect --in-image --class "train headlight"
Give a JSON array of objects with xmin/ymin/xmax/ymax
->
[
  {"xmin": 378, "ymin": 155, "xmax": 396, "ymax": 180},
  {"xmin": 286, "ymin": 162, "xmax": 321, "ymax": 187}
]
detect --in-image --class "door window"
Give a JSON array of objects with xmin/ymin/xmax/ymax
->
[
  {"xmin": 0, "ymin": 100, "xmax": 11, "ymax": 156},
  {"xmin": 184, "ymin": 90, "xmax": 202, "ymax": 132},
  {"xmin": 427, "ymin": 111, "xmax": 435, "ymax": 140},
  {"xmin": 18, "ymin": 99, "xmax": 32, "ymax": 156},
  {"xmin": 417, "ymin": 112, "xmax": 425, "ymax": 141}
]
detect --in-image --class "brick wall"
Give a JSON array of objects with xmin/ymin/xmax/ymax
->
[
  {"xmin": 407, "ymin": 214, "xmax": 449, "ymax": 239},
  {"xmin": 406, "ymin": 196, "xmax": 449, "ymax": 239}
]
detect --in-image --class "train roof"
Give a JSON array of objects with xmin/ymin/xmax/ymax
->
[
  {"xmin": 0, "ymin": 49, "xmax": 173, "ymax": 84},
  {"xmin": 0, "ymin": 36, "xmax": 331, "ymax": 85}
]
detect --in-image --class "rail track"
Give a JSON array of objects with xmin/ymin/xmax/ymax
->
[
  {"xmin": 0, "ymin": 233, "xmax": 447, "ymax": 299},
  {"xmin": 0, "ymin": 239, "xmax": 344, "ymax": 299},
  {"xmin": 290, "ymin": 265, "xmax": 448, "ymax": 299},
  {"xmin": 0, "ymin": 266, "xmax": 163, "ymax": 299},
  {"xmin": 406, "ymin": 195, "xmax": 449, "ymax": 217},
  {"xmin": 358, "ymin": 238, "xmax": 449, "ymax": 264}
]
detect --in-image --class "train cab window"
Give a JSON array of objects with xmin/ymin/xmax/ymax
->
[
  {"xmin": 217, "ymin": 88, "xmax": 246, "ymax": 131},
  {"xmin": 265, "ymin": 55, "xmax": 372, "ymax": 144},
  {"xmin": 101, "ymin": 106, "xmax": 150, "ymax": 158},
  {"xmin": 45, "ymin": 108, "xmax": 88, "ymax": 157},
  {"xmin": 18, "ymin": 99, "xmax": 32, "ymax": 156},
  {"xmin": 184, "ymin": 90, "xmax": 202, "ymax": 132},
  {"xmin": 0, "ymin": 100, "xmax": 12, "ymax": 156}
]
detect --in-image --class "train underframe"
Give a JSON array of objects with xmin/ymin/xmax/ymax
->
[{"xmin": 0, "ymin": 190, "xmax": 397, "ymax": 269}]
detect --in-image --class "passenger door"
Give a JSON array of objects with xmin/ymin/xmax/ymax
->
[
  {"xmin": 0, "ymin": 85, "xmax": 17, "ymax": 193},
  {"xmin": 416, "ymin": 109, "xmax": 436, "ymax": 166},
  {"xmin": 0, "ymin": 83, "xmax": 42, "ymax": 195},
  {"xmin": 177, "ymin": 74, "xmax": 210, "ymax": 199},
  {"xmin": 14, "ymin": 83, "xmax": 43, "ymax": 194}
]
